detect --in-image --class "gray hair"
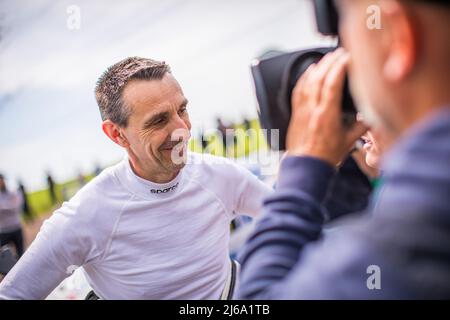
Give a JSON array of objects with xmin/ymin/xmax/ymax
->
[{"xmin": 95, "ymin": 57, "xmax": 171, "ymax": 127}]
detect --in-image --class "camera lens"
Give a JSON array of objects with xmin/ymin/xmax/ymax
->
[{"xmin": 251, "ymin": 47, "xmax": 357, "ymax": 150}]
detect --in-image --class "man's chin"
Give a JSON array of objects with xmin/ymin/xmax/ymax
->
[{"xmin": 365, "ymin": 153, "xmax": 380, "ymax": 170}]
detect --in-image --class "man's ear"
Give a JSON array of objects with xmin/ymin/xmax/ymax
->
[
  {"xmin": 380, "ymin": 0, "xmax": 417, "ymax": 82},
  {"xmin": 102, "ymin": 120, "xmax": 129, "ymax": 147}
]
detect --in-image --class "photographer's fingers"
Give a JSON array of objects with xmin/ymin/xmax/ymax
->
[
  {"xmin": 320, "ymin": 50, "xmax": 350, "ymax": 115},
  {"xmin": 291, "ymin": 63, "xmax": 316, "ymax": 114},
  {"xmin": 346, "ymin": 121, "xmax": 369, "ymax": 148},
  {"xmin": 291, "ymin": 49, "xmax": 344, "ymax": 113},
  {"xmin": 308, "ymin": 49, "xmax": 346, "ymax": 107}
]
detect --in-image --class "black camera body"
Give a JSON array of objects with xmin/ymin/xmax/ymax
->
[{"xmin": 251, "ymin": 0, "xmax": 356, "ymax": 150}]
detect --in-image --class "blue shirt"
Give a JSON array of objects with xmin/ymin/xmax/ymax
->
[{"xmin": 237, "ymin": 108, "xmax": 450, "ymax": 299}]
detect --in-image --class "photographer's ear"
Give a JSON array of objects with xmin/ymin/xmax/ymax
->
[
  {"xmin": 102, "ymin": 120, "xmax": 130, "ymax": 148},
  {"xmin": 380, "ymin": 0, "xmax": 417, "ymax": 82}
]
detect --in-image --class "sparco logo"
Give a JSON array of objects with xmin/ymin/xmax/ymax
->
[{"xmin": 150, "ymin": 182, "xmax": 179, "ymax": 194}]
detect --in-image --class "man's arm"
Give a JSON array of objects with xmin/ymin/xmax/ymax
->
[
  {"xmin": 0, "ymin": 199, "xmax": 99, "ymax": 299},
  {"xmin": 232, "ymin": 163, "xmax": 273, "ymax": 218},
  {"xmin": 237, "ymin": 155, "xmax": 429, "ymax": 299},
  {"xmin": 237, "ymin": 156, "xmax": 336, "ymax": 298}
]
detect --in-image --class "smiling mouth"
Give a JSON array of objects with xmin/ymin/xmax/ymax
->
[
  {"xmin": 160, "ymin": 145, "xmax": 176, "ymax": 151},
  {"xmin": 159, "ymin": 140, "xmax": 188, "ymax": 154},
  {"xmin": 160, "ymin": 140, "xmax": 182, "ymax": 151},
  {"xmin": 361, "ymin": 136, "xmax": 373, "ymax": 151}
]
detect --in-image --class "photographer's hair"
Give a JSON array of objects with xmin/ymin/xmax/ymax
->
[{"xmin": 95, "ymin": 57, "xmax": 171, "ymax": 127}]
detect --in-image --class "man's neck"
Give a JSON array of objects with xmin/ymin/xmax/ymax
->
[
  {"xmin": 399, "ymin": 98, "xmax": 450, "ymax": 137},
  {"xmin": 387, "ymin": 75, "xmax": 450, "ymax": 140}
]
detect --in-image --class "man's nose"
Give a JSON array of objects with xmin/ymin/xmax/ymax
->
[{"xmin": 167, "ymin": 114, "xmax": 190, "ymax": 138}]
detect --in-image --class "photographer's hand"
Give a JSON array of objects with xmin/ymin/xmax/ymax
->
[{"xmin": 286, "ymin": 48, "xmax": 368, "ymax": 166}]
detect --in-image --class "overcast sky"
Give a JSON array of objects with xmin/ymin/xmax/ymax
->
[{"xmin": 0, "ymin": 0, "xmax": 333, "ymax": 190}]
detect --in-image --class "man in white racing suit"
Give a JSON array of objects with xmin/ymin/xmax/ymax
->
[{"xmin": 0, "ymin": 57, "xmax": 271, "ymax": 300}]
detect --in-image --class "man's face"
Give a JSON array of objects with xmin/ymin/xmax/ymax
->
[
  {"xmin": 120, "ymin": 74, "xmax": 191, "ymax": 175},
  {"xmin": 337, "ymin": 0, "xmax": 394, "ymax": 130},
  {"xmin": 362, "ymin": 130, "xmax": 384, "ymax": 169}
]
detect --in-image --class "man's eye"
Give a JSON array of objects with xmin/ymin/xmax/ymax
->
[
  {"xmin": 153, "ymin": 118, "xmax": 166, "ymax": 125},
  {"xmin": 178, "ymin": 107, "xmax": 187, "ymax": 114}
]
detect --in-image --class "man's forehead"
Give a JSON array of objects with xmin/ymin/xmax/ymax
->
[{"xmin": 123, "ymin": 75, "xmax": 186, "ymax": 114}]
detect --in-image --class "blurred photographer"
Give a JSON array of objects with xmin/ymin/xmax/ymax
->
[{"xmin": 238, "ymin": 0, "xmax": 450, "ymax": 299}]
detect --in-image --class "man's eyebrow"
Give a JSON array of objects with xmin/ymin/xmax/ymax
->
[
  {"xmin": 179, "ymin": 98, "xmax": 189, "ymax": 108},
  {"xmin": 142, "ymin": 99, "xmax": 189, "ymax": 128},
  {"xmin": 143, "ymin": 111, "xmax": 170, "ymax": 128}
]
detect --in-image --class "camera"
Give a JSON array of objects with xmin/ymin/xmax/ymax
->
[{"xmin": 251, "ymin": 0, "xmax": 357, "ymax": 150}]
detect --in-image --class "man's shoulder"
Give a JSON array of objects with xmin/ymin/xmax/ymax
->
[
  {"xmin": 80, "ymin": 160, "xmax": 125, "ymax": 193},
  {"xmin": 187, "ymin": 151, "xmax": 233, "ymax": 165},
  {"xmin": 59, "ymin": 160, "xmax": 128, "ymax": 217},
  {"xmin": 376, "ymin": 108, "xmax": 450, "ymax": 218},
  {"xmin": 186, "ymin": 152, "xmax": 251, "ymax": 179}
]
